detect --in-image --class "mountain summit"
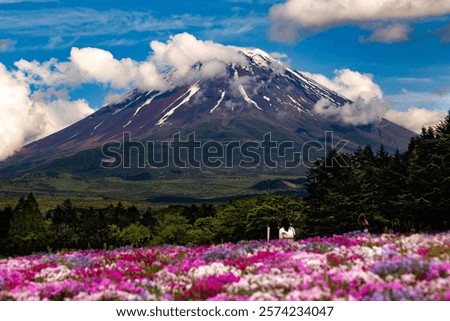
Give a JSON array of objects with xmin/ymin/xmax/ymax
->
[{"xmin": 1, "ymin": 48, "xmax": 414, "ymax": 181}]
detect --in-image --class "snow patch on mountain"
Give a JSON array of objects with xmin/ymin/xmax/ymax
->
[
  {"xmin": 210, "ymin": 91, "xmax": 226, "ymax": 113},
  {"xmin": 157, "ymin": 83, "xmax": 201, "ymax": 125}
]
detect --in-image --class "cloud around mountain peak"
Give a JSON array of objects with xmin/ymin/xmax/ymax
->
[
  {"xmin": 0, "ymin": 33, "xmax": 252, "ymax": 160},
  {"xmin": 0, "ymin": 33, "xmax": 446, "ymax": 161},
  {"xmin": 306, "ymin": 69, "xmax": 446, "ymax": 132}
]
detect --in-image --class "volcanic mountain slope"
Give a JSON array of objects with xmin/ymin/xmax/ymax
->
[{"xmin": 0, "ymin": 49, "xmax": 415, "ymax": 179}]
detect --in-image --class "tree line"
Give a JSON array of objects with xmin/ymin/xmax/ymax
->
[
  {"xmin": 0, "ymin": 193, "xmax": 304, "ymax": 256},
  {"xmin": 0, "ymin": 112, "xmax": 448, "ymax": 256},
  {"xmin": 304, "ymin": 111, "xmax": 450, "ymax": 235}
]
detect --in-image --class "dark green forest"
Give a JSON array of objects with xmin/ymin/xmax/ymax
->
[
  {"xmin": 0, "ymin": 112, "xmax": 449, "ymax": 257},
  {"xmin": 305, "ymin": 111, "xmax": 450, "ymax": 236}
]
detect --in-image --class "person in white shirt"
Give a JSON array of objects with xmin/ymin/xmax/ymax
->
[{"xmin": 279, "ymin": 217, "xmax": 295, "ymax": 242}]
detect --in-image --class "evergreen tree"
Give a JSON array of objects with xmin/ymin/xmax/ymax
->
[
  {"xmin": 48, "ymin": 199, "xmax": 80, "ymax": 250},
  {"xmin": 405, "ymin": 111, "xmax": 450, "ymax": 231},
  {"xmin": 9, "ymin": 193, "xmax": 50, "ymax": 254},
  {"xmin": 0, "ymin": 206, "xmax": 13, "ymax": 254},
  {"xmin": 114, "ymin": 202, "xmax": 129, "ymax": 228},
  {"xmin": 304, "ymin": 150, "xmax": 361, "ymax": 235},
  {"xmin": 141, "ymin": 207, "xmax": 158, "ymax": 237},
  {"xmin": 79, "ymin": 206, "xmax": 108, "ymax": 249},
  {"xmin": 384, "ymin": 150, "xmax": 409, "ymax": 232}
]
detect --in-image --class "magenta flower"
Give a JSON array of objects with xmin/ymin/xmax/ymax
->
[{"xmin": 0, "ymin": 232, "xmax": 449, "ymax": 300}]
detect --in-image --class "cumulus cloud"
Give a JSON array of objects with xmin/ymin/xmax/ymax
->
[
  {"xmin": 385, "ymin": 108, "xmax": 446, "ymax": 133},
  {"xmin": 150, "ymin": 32, "xmax": 246, "ymax": 83},
  {"xmin": 306, "ymin": 68, "xmax": 445, "ymax": 132},
  {"xmin": 304, "ymin": 69, "xmax": 383, "ymax": 102},
  {"xmin": 314, "ymin": 97, "xmax": 390, "ymax": 125},
  {"xmin": 14, "ymin": 48, "xmax": 167, "ymax": 91},
  {"xmin": 269, "ymin": 0, "xmax": 450, "ymax": 42},
  {"xmin": 71, "ymin": 47, "xmax": 166, "ymax": 90},
  {"xmin": 13, "ymin": 33, "xmax": 248, "ymax": 94},
  {"xmin": 308, "ymin": 69, "xmax": 389, "ymax": 125},
  {"xmin": 14, "ymin": 33, "xmax": 247, "ymax": 91},
  {"xmin": 0, "ymin": 63, "xmax": 93, "ymax": 160},
  {"xmin": 0, "ymin": 33, "xmax": 254, "ymax": 160}
]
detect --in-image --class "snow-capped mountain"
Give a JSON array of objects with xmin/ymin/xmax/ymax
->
[{"xmin": 0, "ymin": 49, "xmax": 414, "ymax": 178}]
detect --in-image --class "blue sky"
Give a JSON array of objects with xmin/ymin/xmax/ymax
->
[
  {"xmin": 1, "ymin": 0, "xmax": 450, "ymax": 108},
  {"xmin": 1, "ymin": 0, "xmax": 450, "ymax": 159}
]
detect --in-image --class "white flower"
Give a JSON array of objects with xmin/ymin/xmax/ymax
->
[
  {"xmin": 188, "ymin": 262, "xmax": 240, "ymax": 278},
  {"xmin": 35, "ymin": 265, "xmax": 71, "ymax": 282}
]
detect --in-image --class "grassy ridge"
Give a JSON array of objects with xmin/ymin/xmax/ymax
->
[{"xmin": 0, "ymin": 173, "xmax": 303, "ymax": 202}]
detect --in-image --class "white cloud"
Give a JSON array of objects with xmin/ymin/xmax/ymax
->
[
  {"xmin": 2, "ymin": 31, "xmax": 447, "ymax": 163},
  {"xmin": 0, "ymin": 33, "xmax": 256, "ymax": 160},
  {"xmin": 14, "ymin": 33, "xmax": 248, "ymax": 91},
  {"xmin": 385, "ymin": 108, "xmax": 446, "ymax": 133},
  {"xmin": 308, "ymin": 69, "xmax": 389, "ymax": 126},
  {"xmin": 314, "ymin": 97, "xmax": 390, "ymax": 125},
  {"xmin": 0, "ymin": 63, "xmax": 93, "ymax": 160},
  {"xmin": 14, "ymin": 47, "xmax": 168, "ymax": 91},
  {"xmin": 70, "ymin": 47, "xmax": 166, "ymax": 91},
  {"xmin": 270, "ymin": 0, "xmax": 450, "ymax": 28},
  {"xmin": 150, "ymin": 32, "xmax": 246, "ymax": 81},
  {"xmin": 103, "ymin": 92, "xmax": 128, "ymax": 106},
  {"xmin": 360, "ymin": 23, "xmax": 412, "ymax": 43},
  {"xmin": 304, "ymin": 69, "xmax": 383, "ymax": 102},
  {"xmin": 269, "ymin": 0, "xmax": 450, "ymax": 42},
  {"xmin": 306, "ymin": 68, "xmax": 446, "ymax": 132}
]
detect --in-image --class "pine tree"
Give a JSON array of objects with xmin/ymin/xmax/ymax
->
[
  {"xmin": 399, "ymin": 111, "xmax": 450, "ymax": 231},
  {"xmin": 304, "ymin": 150, "xmax": 361, "ymax": 235},
  {"xmin": 9, "ymin": 193, "xmax": 50, "ymax": 254},
  {"xmin": 48, "ymin": 199, "xmax": 80, "ymax": 250},
  {"xmin": 79, "ymin": 206, "xmax": 108, "ymax": 249},
  {"xmin": 0, "ymin": 206, "xmax": 13, "ymax": 254}
]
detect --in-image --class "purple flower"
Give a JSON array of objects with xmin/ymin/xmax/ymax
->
[
  {"xmin": 371, "ymin": 258, "xmax": 431, "ymax": 279},
  {"xmin": 1, "ymin": 231, "xmax": 449, "ymax": 301}
]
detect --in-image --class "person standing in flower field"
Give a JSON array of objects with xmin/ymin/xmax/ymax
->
[
  {"xmin": 358, "ymin": 213, "xmax": 369, "ymax": 234},
  {"xmin": 279, "ymin": 217, "xmax": 295, "ymax": 242},
  {"xmin": 267, "ymin": 218, "xmax": 279, "ymax": 241}
]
